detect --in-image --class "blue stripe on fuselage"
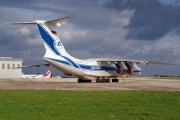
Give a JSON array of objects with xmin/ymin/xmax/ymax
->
[
  {"xmin": 133, "ymin": 70, "xmax": 142, "ymax": 73},
  {"xmin": 45, "ymin": 57, "xmax": 116, "ymax": 71},
  {"xmin": 44, "ymin": 57, "xmax": 71, "ymax": 66},
  {"xmin": 62, "ymin": 56, "xmax": 80, "ymax": 68},
  {"xmin": 79, "ymin": 64, "xmax": 116, "ymax": 70}
]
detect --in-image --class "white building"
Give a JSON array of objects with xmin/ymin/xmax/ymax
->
[{"xmin": 0, "ymin": 57, "xmax": 23, "ymax": 78}]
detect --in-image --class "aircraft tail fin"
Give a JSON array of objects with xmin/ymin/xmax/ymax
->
[
  {"xmin": 9, "ymin": 16, "xmax": 72, "ymax": 58},
  {"xmin": 43, "ymin": 70, "xmax": 52, "ymax": 78}
]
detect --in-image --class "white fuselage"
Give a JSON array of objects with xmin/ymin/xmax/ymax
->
[
  {"xmin": 21, "ymin": 74, "xmax": 51, "ymax": 79},
  {"xmin": 21, "ymin": 70, "xmax": 52, "ymax": 79},
  {"xmin": 44, "ymin": 57, "xmax": 121, "ymax": 80}
]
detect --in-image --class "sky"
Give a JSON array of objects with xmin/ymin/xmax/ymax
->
[{"xmin": 0, "ymin": 0, "xmax": 180, "ymax": 76}]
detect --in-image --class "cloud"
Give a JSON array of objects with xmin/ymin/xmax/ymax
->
[
  {"xmin": 0, "ymin": 0, "xmax": 113, "ymax": 29},
  {"xmin": 106, "ymin": 0, "xmax": 180, "ymax": 40}
]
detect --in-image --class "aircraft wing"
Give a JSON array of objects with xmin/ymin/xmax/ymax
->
[
  {"xmin": 12, "ymin": 63, "xmax": 50, "ymax": 69},
  {"xmin": 96, "ymin": 58, "xmax": 174, "ymax": 65}
]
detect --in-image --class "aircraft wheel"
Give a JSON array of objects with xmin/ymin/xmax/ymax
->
[
  {"xmin": 105, "ymin": 79, "xmax": 110, "ymax": 83},
  {"xmin": 96, "ymin": 79, "xmax": 110, "ymax": 83},
  {"xmin": 84, "ymin": 80, "xmax": 92, "ymax": 83},
  {"xmin": 78, "ymin": 78, "xmax": 82, "ymax": 83},
  {"xmin": 112, "ymin": 79, "xmax": 119, "ymax": 82},
  {"xmin": 78, "ymin": 78, "xmax": 91, "ymax": 83},
  {"xmin": 102, "ymin": 79, "xmax": 106, "ymax": 83},
  {"xmin": 96, "ymin": 79, "xmax": 101, "ymax": 83}
]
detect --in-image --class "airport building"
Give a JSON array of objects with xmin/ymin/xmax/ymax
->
[{"xmin": 0, "ymin": 57, "xmax": 23, "ymax": 78}]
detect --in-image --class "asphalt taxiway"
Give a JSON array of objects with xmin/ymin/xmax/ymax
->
[{"xmin": 0, "ymin": 77, "xmax": 179, "ymax": 91}]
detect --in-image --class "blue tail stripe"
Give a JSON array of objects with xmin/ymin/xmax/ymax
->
[
  {"xmin": 38, "ymin": 24, "xmax": 81, "ymax": 69},
  {"xmin": 37, "ymin": 24, "xmax": 60, "ymax": 55}
]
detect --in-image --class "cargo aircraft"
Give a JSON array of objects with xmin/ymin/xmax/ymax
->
[{"xmin": 10, "ymin": 16, "xmax": 174, "ymax": 82}]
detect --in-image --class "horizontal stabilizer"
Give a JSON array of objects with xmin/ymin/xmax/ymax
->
[
  {"xmin": 44, "ymin": 16, "xmax": 70, "ymax": 29},
  {"xmin": 45, "ymin": 16, "xmax": 70, "ymax": 25},
  {"xmin": 9, "ymin": 16, "xmax": 70, "ymax": 29},
  {"xmin": 9, "ymin": 22, "xmax": 36, "ymax": 25}
]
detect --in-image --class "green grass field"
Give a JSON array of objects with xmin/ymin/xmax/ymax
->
[{"xmin": 0, "ymin": 90, "xmax": 179, "ymax": 120}]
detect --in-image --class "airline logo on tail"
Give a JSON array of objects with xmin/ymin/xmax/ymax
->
[
  {"xmin": 43, "ymin": 70, "xmax": 51, "ymax": 77},
  {"xmin": 54, "ymin": 39, "xmax": 62, "ymax": 50}
]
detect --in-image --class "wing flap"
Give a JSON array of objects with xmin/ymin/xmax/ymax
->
[
  {"xmin": 146, "ymin": 61, "xmax": 175, "ymax": 65},
  {"xmin": 96, "ymin": 58, "xmax": 174, "ymax": 65},
  {"xmin": 96, "ymin": 58, "xmax": 147, "ymax": 64}
]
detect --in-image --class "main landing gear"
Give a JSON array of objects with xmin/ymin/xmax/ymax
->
[
  {"xmin": 77, "ymin": 78, "xmax": 119, "ymax": 83},
  {"xmin": 112, "ymin": 78, "xmax": 119, "ymax": 82},
  {"xmin": 96, "ymin": 78, "xmax": 110, "ymax": 83},
  {"xmin": 78, "ymin": 78, "xmax": 92, "ymax": 83}
]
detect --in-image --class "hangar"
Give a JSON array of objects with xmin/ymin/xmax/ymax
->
[{"xmin": 0, "ymin": 57, "xmax": 23, "ymax": 78}]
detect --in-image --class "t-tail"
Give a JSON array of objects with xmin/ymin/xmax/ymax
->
[
  {"xmin": 9, "ymin": 16, "xmax": 72, "ymax": 59},
  {"xmin": 10, "ymin": 17, "xmax": 86, "ymax": 79}
]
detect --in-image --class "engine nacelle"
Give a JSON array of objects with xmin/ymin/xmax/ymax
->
[
  {"xmin": 119, "ymin": 62, "xmax": 128, "ymax": 74},
  {"xmin": 115, "ymin": 63, "xmax": 128, "ymax": 74},
  {"xmin": 125, "ymin": 62, "xmax": 142, "ymax": 76}
]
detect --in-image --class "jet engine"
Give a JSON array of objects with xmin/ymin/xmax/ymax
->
[
  {"xmin": 115, "ymin": 62, "xmax": 128, "ymax": 74},
  {"xmin": 125, "ymin": 62, "xmax": 142, "ymax": 76}
]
